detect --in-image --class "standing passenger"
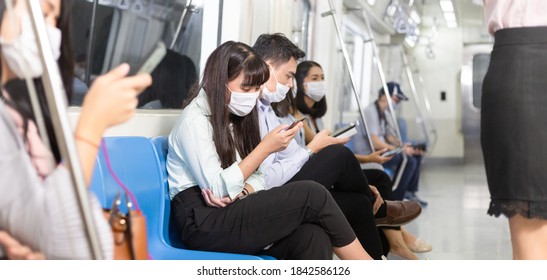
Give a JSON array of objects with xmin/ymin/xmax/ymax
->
[{"xmin": 482, "ymin": 0, "xmax": 547, "ymax": 259}]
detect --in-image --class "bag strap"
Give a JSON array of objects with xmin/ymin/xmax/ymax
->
[{"xmin": 100, "ymin": 139, "xmax": 141, "ymax": 212}]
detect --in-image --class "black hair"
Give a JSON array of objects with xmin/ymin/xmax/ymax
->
[
  {"xmin": 271, "ymin": 89, "xmax": 297, "ymax": 118},
  {"xmin": 0, "ymin": 0, "xmax": 75, "ymax": 163},
  {"xmin": 295, "ymin": 60, "xmax": 326, "ymax": 118},
  {"xmin": 138, "ymin": 49, "xmax": 198, "ymax": 109},
  {"xmin": 185, "ymin": 41, "xmax": 269, "ymax": 168},
  {"xmin": 252, "ymin": 33, "xmax": 305, "ymax": 68}
]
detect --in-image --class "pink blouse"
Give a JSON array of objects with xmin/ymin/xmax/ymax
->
[
  {"xmin": 484, "ymin": 0, "xmax": 547, "ymax": 34},
  {"xmin": 3, "ymin": 94, "xmax": 54, "ymax": 179}
]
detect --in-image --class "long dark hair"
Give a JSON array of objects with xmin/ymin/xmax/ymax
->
[
  {"xmin": 186, "ymin": 41, "xmax": 269, "ymax": 168},
  {"xmin": 0, "ymin": 0, "xmax": 75, "ymax": 163},
  {"xmin": 295, "ymin": 61, "xmax": 326, "ymax": 119},
  {"xmin": 138, "ymin": 49, "xmax": 198, "ymax": 109}
]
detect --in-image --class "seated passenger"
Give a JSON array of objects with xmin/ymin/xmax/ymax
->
[
  {"xmin": 361, "ymin": 82, "xmax": 428, "ymax": 207},
  {"xmin": 288, "ymin": 60, "xmax": 431, "ymax": 259},
  {"xmin": 0, "ymin": 0, "xmax": 152, "ymax": 259},
  {"xmin": 252, "ymin": 34, "xmax": 422, "ymax": 260},
  {"xmin": 138, "ymin": 49, "xmax": 198, "ymax": 109},
  {"xmin": 166, "ymin": 40, "xmax": 371, "ymax": 260}
]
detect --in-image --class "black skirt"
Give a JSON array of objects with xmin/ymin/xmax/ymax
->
[{"xmin": 482, "ymin": 26, "xmax": 547, "ymax": 219}]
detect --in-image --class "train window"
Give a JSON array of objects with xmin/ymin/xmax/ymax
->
[
  {"xmin": 290, "ymin": 0, "xmax": 311, "ymax": 54},
  {"xmin": 472, "ymin": 53, "xmax": 490, "ymax": 110},
  {"xmin": 70, "ymin": 0, "xmax": 204, "ymax": 109}
]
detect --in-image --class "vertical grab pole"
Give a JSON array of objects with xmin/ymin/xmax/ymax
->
[
  {"xmin": 400, "ymin": 45, "xmax": 430, "ymax": 147},
  {"xmin": 358, "ymin": 7, "xmax": 407, "ymax": 191},
  {"xmin": 321, "ymin": 0, "xmax": 374, "ymax": 152},
  {"xmin": 84, "ymin": 0, "xmax": 98, "ymax": 86},
  {"xmin": 416, "ymin": 68, "xmax": 438, "ymax": 152},
  {"xmin": 169, "ymin": 0, "xmax": 193, "ymax": 50},
  {"xmin": 27, "ymin": 0, "xmax": 104, "ymax": 259},
  {"xmin": 361, "ymin": 15, "xmax": 404, "ymax": 145}
]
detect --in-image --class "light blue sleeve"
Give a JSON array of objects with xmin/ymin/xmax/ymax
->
[
  {"xmin": 260, "ymin": 139, "xmax": 308, "ymax": 189},
  {"xmin": 258, "ymin": 106, "xmax": 309, "ymax": 189},
  {"xmin": 364, "ymin": 104, "xmax": 382, "ymax": 137}
]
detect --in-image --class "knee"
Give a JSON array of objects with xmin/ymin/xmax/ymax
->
[
  {"xmin": 284, "ymin": 180, "xmax": 330, "ymax": 200},
  {"xmin": 322, "ymin": 144, "xmax": 355, "ymax": 160},
  {"xmin": 289, "ymin": 224, "xmax": 333, "ymax": 260}
]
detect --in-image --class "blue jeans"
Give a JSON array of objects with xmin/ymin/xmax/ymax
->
[{"xmin": 383, "ymin": 153, "xmax": 422, "ymax": 200}]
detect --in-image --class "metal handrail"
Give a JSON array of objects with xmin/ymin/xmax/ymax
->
[
  {"xmin": 170, "ymin": 0, "xmax": 196, "ymax": 50},
  {"xmin": 400, "ymin": 45, "xmax": 430, "ymax": 147},
  {"xmin": 84, "ymin": 0, "xmax": 99, "ymax": 86},
  {"xmin": 27, "ymin": 0, "xmax": 103, "ymax": 259},
  {"xmin": 321, "ymin": 0, "xmax": 374, "ymax": 153}
]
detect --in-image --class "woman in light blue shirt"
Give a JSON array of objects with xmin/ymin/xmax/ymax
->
[{"xmin": 167, "ymin": 41, "xmax": 371, "ymax": 260}]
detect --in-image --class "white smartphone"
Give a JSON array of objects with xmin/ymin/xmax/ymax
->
[
  {"xmin": 131, "ymin": 41, "xmax": 167, "ymax": 75},
  {"xmin": 330, "ymin": 122, "xmax": 357, "ymax": 138}
]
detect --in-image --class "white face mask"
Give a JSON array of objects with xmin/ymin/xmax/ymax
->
[
  {"xmin": 261, "ymin": 66, "xmax": 290, "ymax": 103},
  {"xmin": 0, "ymin": 13, "xmax": 62, "ymax": 79},
  {"xmin": 227, "ymin": 86, "xmax": 260, "ymax": 117},
  {"xmin": 304, "ymin": 80, "xmax": 327, "ymax": 102}
]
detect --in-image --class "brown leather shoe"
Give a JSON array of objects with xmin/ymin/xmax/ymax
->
[{"xmin": 375, "ymin": 200, "xmax": 422, "ymax": 227}]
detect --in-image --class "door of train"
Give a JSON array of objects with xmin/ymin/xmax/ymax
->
[{"xmin": 460, "ymin": 44, "xmax": 492, "ymax": 164}]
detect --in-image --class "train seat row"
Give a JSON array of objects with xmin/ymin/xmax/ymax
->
[{"xmin": 90, "ymin": 136, "xmax": 274, "ymax": 260}]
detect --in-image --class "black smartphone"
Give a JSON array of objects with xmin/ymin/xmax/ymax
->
[
  {"xmin": 381, "ymin": 146, "xmax": 404, "ymax": 157},
  {"xmin": 287, "ymin": 117, "xmax": 306, "ymax": 130},
  {"xmin": 330, "ymin": 122, "xmax": 356, "ymax": 137},
  {"xmin": 130, "ymin": 42, "xmax": 167, "ymax": 75}
]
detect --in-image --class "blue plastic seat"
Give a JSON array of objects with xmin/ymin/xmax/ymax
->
[{"xmin": 90, "ymin": 136, "xmax": 269, "ymax": 260}]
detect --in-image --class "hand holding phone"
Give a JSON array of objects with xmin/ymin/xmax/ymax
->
[
  {"xmin": 130, "ymin": 42, "xmax": 167, "ymax": 75},
  {"xmin": 286, "ymin": 117, "xmax": 306, "ymax": 130},
  {"xmin": 381, "ymin": 146, "xmax": 404, "ymax": 157}
]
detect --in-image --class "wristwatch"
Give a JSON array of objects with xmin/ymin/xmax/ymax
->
[{"xmin": 305, "ymin": 146, "xmax": 315, "ymax": 158}]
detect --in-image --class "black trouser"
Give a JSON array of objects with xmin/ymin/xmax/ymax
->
[
  {"xmin": 363, "ymin": 168, "xmax": 400, "ymax": 256},
  {"xmin": 287, "ymin": 144, "xmax": 384, "ymax": 260},
  {"xmin": 171, "ymin": 181, "xmax": 354, "ymax": 260}
]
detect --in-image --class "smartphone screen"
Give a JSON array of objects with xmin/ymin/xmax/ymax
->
[{"xmin": 130, "ymin": 42, "xmax": 167, "ymax": 75}]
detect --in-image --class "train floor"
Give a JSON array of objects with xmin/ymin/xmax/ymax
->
[{"xmin": 404, "ymin": 161, "xmax": 512, "ymax": 260}]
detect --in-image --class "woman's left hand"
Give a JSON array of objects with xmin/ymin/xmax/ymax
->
[{"xmin": 201, "ymin": 188, "xmax": 233, "ymax": 208}]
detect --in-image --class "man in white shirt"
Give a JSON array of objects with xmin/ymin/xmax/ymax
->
[{"xmin": 252, "ymin": 33, "xmax": 422, "ymax": 260}]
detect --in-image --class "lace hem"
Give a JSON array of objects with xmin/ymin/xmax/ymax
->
[{"xmin": 488, "ymin": 200, "xmax": 547, "ymax": 220}]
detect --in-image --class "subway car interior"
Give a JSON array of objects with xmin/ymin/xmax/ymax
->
[{"xmin": 4, "ymin": 0, "xmax": 515, "ymax": 261}]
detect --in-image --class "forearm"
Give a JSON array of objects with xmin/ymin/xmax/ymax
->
[
  {"xmin": 74, "ymin": 114, "xmax": 106, "ymax": 186},
  {"xmin": 238, "ymin": 141, "xmax": 271, "ymax": 180},
  {"xmin": 371, "ymin": 135, "xmax": 395, "ymax": 150},
  {"xmin": 355, "ymin": 154, "xmax": 372, "ymax": 164}
]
